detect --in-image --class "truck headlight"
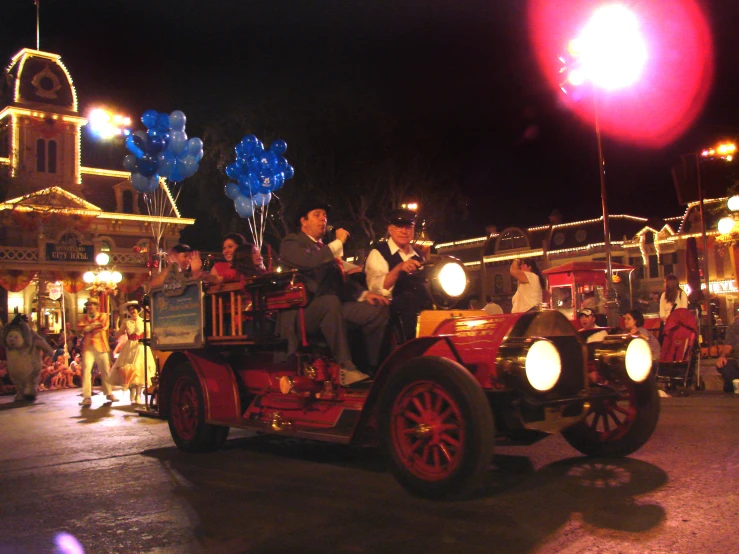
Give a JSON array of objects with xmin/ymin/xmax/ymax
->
[
  {"xmin": 497, "ymin": 336, "xmax": 562, "ymax": 393},
  {"xmin": 428, "ymin": 257, "xmax": 467, "ymax": 308},
  {"xmin": 624, "ymin": 337, "xmax": 652, "ymax": 382},
  {"xmin": 525, "ymin": 339, "xmax": 562, "ymax": 392},
  {"xmin": 594, "ymin": 334, "xmax": 653, "ymax": 383}
]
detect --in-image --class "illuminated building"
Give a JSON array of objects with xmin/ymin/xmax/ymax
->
[
  {"xmin": 0, "ymin": 48, "xmax": 194, "ymax": 331},
  {"xmin": 436, "ymin": 203, "xmax": 738, "ymax": 321}
]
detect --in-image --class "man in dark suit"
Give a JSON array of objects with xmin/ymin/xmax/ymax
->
[{"xmin": 279, "ymin": 201, "xmax": 390, "ymax": 386}]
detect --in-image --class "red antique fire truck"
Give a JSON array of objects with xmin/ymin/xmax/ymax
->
[{"xmin": 150, "ymin": 257, "xmax": 659, "ymax": 499}]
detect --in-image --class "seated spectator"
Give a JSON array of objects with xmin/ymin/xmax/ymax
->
[
  {"xmin": 623, "ymin": 309, "xmax": 661, "ymax": 361},
  {"xmin": 578, "ymin": 308, "xmax": 608, "ymax": 343},
  {"xmin": 232, "ymin": 242, "xmax": 267, "ymax": 283},
  {"xmin": 205, "ymin": 233, "xmax": 248, "ymax": 285},
  {"xmin": 69, "ymin": 354, "xmax": 82, "ymax": 387}
]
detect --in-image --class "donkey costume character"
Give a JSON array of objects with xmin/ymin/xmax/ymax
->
[{"xmin": 2, "ymin": 314, "xmax": 55, "ymax": 401}]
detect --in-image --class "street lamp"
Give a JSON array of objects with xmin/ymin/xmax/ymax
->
[
  {"xmin": 560, "ymin": 4, "xmax": 648, "ymax": 327},
  {"xmin": 88, "ymin": 108, "xmax": 131, "ymax": 140},
  {"xmin": 83, "ymin": 252, "xmax": 123, "ymax": 305},
  {"xmin": 87, "ymin": 107, "xmax": 131, "ymax": 168}
]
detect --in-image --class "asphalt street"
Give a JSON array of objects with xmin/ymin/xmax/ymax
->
[{"xmin": 0, "ymin": 388, "xmax": 737, "ymax": 554}]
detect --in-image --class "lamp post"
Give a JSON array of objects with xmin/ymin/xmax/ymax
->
[
  {"xmin": 83, "ymin": 252, "xmax": 123, "ymax": 312},
  {"xmin": 561, "ymin": 4, "xmax": 648, "ymax": 327}
]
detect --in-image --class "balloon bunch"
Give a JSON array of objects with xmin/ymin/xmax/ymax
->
[
  {"xmin": 224, "ymin": 134, "xmax": 294, "ymax": 248},
  {"xmin": 123, "ymin": 109, "xmax": 203, "ymax": 192}
]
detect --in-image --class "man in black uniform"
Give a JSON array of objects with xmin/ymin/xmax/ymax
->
[{"xmin": 364, "ymin": 209, "xmax": 433, "ymax": 341}]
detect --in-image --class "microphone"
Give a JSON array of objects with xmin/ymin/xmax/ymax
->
[{"xmin": 325, "ymin": 225, "xmax": 334, "ymax": 241}]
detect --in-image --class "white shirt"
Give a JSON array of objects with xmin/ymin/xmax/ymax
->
[
  {"xmin": 659, "ymin": 290, "xmax": 687, "ymax": 322},
  {"xmin": 511, "ymin": 270, "xmax": 543, "ymax": 313},
  {"xmin": 365, "ymin": 238, "xmax": 420, "ymax": 299}
]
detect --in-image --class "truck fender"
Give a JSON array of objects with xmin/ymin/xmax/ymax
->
[{"xmin": 159, "ymin": 350, "xmax": 240, "ymax": 423}]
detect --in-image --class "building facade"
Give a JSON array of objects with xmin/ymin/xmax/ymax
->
[
  {"xmin": 0, "ymin": 48, "xmax": 194, "ymax": 332},
  {"xmin": 436, "ymin": 202, "xmax": 738, "ymax": 322}
]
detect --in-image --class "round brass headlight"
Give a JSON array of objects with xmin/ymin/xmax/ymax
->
[
  {"xmin": 624, "ymin": 337, "xmax": 652, "ymax": 382},
  {"xmin": 428, "ymin": 257, "xmax": 467, "ymax": 308},
  {"xmin": 525, "ymin": 339, "xmax": 562, "ymax": 392}
]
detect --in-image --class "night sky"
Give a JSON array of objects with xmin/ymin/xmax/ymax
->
[{"xmin": 2, "ymin": 0, "xmax": 738, "ymax": 237}]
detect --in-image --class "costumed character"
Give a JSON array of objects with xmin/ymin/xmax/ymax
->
[
  {"xmin": 110, "ymin": 301, "xmax": 155, "ymax": 404},
  {"xmin": 1, "ymin": 314, "xmax": 55, "ymax": 401},
  {"xmin": 77, "ymin": 297, "xmax": 116, "ymax": 406}
]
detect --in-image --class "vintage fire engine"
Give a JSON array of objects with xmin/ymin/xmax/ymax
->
[{"xmin": 150, "ymin": 258, "xmax": 659, "ymax": 500}]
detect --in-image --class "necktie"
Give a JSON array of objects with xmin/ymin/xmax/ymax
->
[{"xmin": 316, "ymin": 240, "xmax": 324, "ymax": 250}]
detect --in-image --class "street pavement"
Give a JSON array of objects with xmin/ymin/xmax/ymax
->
[{"xmin": 0, "ymin": 387, "xmax": 737, "ymax": 554}]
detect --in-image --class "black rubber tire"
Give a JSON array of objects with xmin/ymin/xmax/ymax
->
[
  {"xmin": 167, "ymin": 362, "xmax": 229, "ymax": 452},
  {"xmin": 379, "ymin": 356, "xmax": 495, "ymax": 500},
  {"xmin": 562, "ymin": 376, "xmax": 660, "ymax": 458}
]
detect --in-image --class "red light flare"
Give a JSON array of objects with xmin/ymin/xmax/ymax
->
[{"xmin": 527, "ymin": 0, "xmax": 714, "ymax": 148}]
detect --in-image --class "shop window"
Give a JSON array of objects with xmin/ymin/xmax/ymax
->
[
  {"xmin": 36, "ymin": 139, "xmax": 46, "ymax": 172},
  {"xmin": 35, "ymin": 138, "xmax": 57, "ymax": 173},
  {"xmin": 122, "ymin": 190, "xmax": 134, "ymax": 213},
  {"xmin": 48, "ymin": 140, "xmax": 57, "ymax": 173},
  {"xmin": 629, "ymin": 257, "xmax": 645, "ymax": 279},
  {"xmin": 649, "ymin": 255, "xmax": 659, "ymax": 278},
  {"xmin": 663, "ymin": 252, "xmax": 678, "ymax": 277}
]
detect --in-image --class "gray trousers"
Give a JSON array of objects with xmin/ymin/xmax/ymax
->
[{"xmin": 302, "ymin": 295, "xmax": 389, "ymax": 368}]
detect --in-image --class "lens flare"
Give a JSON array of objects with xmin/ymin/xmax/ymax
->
[{"xmin": 528, "ymin": 0, "xmax": 714, "ymax": 148}]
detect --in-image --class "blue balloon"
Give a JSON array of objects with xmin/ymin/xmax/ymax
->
[
  {"xmin": 146, "ymin": 176, "xmax": 160, "ymax": 193},
  {"xmin": 141, "ymin": 110, "xmax": 158, "ymax": 129},
  {"xmin": 268, "ymin": 172, "xmax": 285, "ymax": 192},
  {"xmin": 180, "ymin": 155, "xmax": 198, "ymax": 178},
  {"xmin": 253, "ymin": 192, "xmax": 271, "ymax": 207},
  {"xmin": 248, "ymin": 173, "xmax": 262, "ymax": 194},
  {"xmin": 131, "ymin": 173, "xmax": 149, "ymax": 192},
  {"xmin": 169, "ymin": 160, "xmax": 185, "ymax": 182},
  {"xmin": 138, "ymin": 154, "xmax": 159, "ymax": 177},
  {"xmin": 123, "ymin": 154, "xmax": 137, "ymax": 172},
  {"xmin": 234, "ymin": 195, "xmax": 254, "ymax": 218},
  {"xmin": 187, "ymin": 137, "xmax": 203, "ymax": 156},
  {"xmin": 283, "ymin": 164, "xmax": 295, "ymax": 180},
  {"xmin": 169, "ymin": 110, "xmax": 186, "ymax": 131},
  {"xmin": 157, "ymin": 150, "xmax": 175, "ymax": 177},
  {"xmin": 276, "ymin": 156, "xmax": 288, "ymax": 171},
  {"xmin": 125, "ymin": 135, "xmax": 145, "ymax": 158},
  {"xmin": 146, "ymin": 133, "xmax": 170, "ymax": 154},
  {"xmin": 156, "ymin": 113, "xmax": 170, "ymax": 130},
  {"xmin": 225, "ymin": 182, "xmax": 240, "ymax": 200},
  {"xmin": 225, "ymin": 163, "xmax": 241, "ymax": 180},
  {"xmin": 169, "ymin": 131, "xmax": 188, "ymax": 156},
  {"xmin": 269, "ymin": 140, "xmax": 287, "ymax": 155}
]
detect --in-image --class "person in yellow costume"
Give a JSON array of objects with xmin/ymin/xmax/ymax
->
[{"xmin": 77, "ymin": 297, "xmax": 116, "ymax": 407}]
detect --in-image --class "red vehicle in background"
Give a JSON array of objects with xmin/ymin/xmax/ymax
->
[
  {"xmin": 151, "ymin": 257, "xmax": 660, "ymax": 500},
  {"xmin": 544, "ymin": 261, "xmax": 661, "ymax": 334}
]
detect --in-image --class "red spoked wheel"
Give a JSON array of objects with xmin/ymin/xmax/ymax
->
[
  {"xmin": 380, "ymin": 357, "xmax": 494, "ymax": 500},
  {"xmin": 167, "ymin": 363, "xmax": 229, "ymax": 452},
  {"xmin": 562, "ymin": 376, "xmax": 660, "ymax": 457},
  {"xmin": 390, "ymin": 381, "xmax": 466, "ymax": 482}
]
